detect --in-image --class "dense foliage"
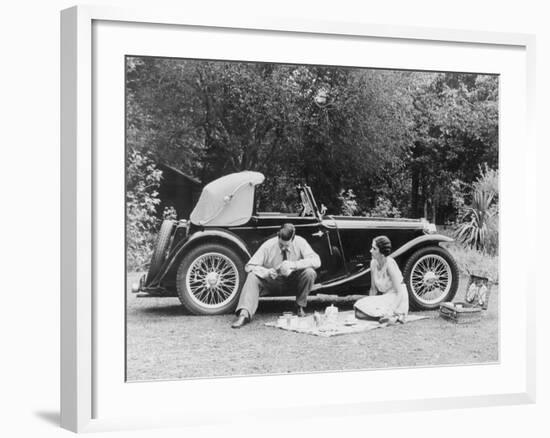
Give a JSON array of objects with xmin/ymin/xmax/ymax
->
[
  {"xmin": 126, "ymin": 58, "xmax": 499, "ymax": 264},
  {"xmin": 126, "ymin": 149, "xmax": 162, "ymax": 270}
]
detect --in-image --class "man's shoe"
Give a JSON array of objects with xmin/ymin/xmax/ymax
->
[
  {"xmin": 231, "ymin": 314, "xmax": 250, "ymax": 328},
  {"xmin": 296, "ymin": 305, "xmax": 306, "ymax": 318}
]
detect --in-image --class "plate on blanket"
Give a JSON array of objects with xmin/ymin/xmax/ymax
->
[{"xmin": 344, "ymin": 318, "xmax": 358, "ymax": 326}]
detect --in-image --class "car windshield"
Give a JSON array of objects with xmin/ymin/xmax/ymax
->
[{"xmin": 255, "ymin": 185, "xmax": 315, "ymax": 217}]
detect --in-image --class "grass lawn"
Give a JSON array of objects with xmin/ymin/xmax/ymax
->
[{"xmin": 126, "ymin": 272, "xmax": 498, "ymax": 381}]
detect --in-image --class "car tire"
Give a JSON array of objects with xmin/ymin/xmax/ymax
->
[
  {"xmin": 176, "ymin": 243, "xmax": 246, "ymax": 315},
  {"xmin": 146, "ymin": 220, "xmax": 174, "ymax": 283},
  {"xmin": 403, "ymin": 246, "xmax": 459, "ymax": 311}
]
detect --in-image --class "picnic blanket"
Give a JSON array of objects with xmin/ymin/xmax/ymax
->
[{"xmin": 265, "ymin": 310, "xmax": 428, "ymax": 337}]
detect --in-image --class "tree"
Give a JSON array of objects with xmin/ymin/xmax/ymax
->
[
  {"xmin": 126, "ymin": 58, "xmax": 498, "ymax": 224},
  {"xmin": 409, "ymin": 73, "xmax": 498, "ymax": 222}
]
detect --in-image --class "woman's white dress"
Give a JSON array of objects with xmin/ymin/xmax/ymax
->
[{"xmin": 353, "ymin": 257, "xmax": 409, "ymax": 319}]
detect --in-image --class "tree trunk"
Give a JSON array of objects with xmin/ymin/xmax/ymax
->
[
  {"xmin": 411, "ymin": 166, "xmax": 419, "ymax": 218},
  {"xmin": 423, "ymin": 199, "xmax": 428, "ymax": 219}
]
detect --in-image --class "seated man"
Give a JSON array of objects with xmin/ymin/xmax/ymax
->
[{"xmin": 231, "ymin": 223, "xmax": 321, "ymax": 328}]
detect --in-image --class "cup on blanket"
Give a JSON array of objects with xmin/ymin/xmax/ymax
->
[
  {"xmin": 313, "ymin": 311, "xmax": 322, "ymax": 327},
  {"xmin": 282, "ymin": 311, "xmax": 293, "ymax": 327}
]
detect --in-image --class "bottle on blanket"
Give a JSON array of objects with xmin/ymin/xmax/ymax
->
[{"xmin": 325, "ymin": 304, "xmax": 339, "ymax": 324}]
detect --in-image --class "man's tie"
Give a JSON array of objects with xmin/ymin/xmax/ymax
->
[{"xmin": 282, "ymin": 249, "xmax": 288, "ymax": 261}]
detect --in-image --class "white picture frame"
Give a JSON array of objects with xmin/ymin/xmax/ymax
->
[{"xmin": 60, "ymin": 5, "xmax": 536, "ymax": 433}]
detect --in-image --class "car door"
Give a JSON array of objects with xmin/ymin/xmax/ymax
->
[{"xmin": 294, "ymin": 219, "xmax": 346, "ymax": 283}]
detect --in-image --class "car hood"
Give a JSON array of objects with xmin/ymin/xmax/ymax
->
[{"xmin": 323, "ymin": 215, "xmax": 428, "ymax": 230}]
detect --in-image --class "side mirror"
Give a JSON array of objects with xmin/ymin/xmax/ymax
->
[{"xmin": 320, "ymin": 203, "xmax": 327, "ymax": 217}]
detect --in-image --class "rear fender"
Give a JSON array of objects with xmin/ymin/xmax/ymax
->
[{"xmin": 148, "ymin": 229, "xmax": 251, "ymax": 286}]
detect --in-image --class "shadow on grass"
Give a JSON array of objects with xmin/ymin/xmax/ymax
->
[
  {"xmin": 139, "ymin": 304, "xmax": 193, "ymax": 317},
  {"xmin": 258, "ymin": 299, "xmax": 356, "ymax": 314},
  {"xmin": 133, "ymin": 295, "xmax": 359, "ymax": 318},
  {"xmin": 131, "ymin": 292, "xmax": 446, "ymax": 320}
]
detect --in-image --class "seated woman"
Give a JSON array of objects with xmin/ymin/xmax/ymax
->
[{"xmin": 354, "ymin": 235, "xmax": 409, "ymax": 324}]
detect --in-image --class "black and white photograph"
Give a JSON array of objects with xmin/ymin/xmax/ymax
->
[{"xmin": 125, "ymin": 56, "xmax": 499, "ymax": 381}]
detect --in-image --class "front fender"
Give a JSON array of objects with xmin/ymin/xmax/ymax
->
[
  {"xmin": 148, "ymin": 229, "xmax": 252, "ymax": 287},
  {"xmin": 391, "ymin": 234, "xmax": 453, "ymax": 259}
]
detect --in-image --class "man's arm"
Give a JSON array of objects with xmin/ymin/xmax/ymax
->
[
  {"xmin": 292, "ymin": 237, "xmax": 321, "ymax": 270},
  {"xmin": 245, "ymin": 242, "xmax": 274, "ymax": 279}
]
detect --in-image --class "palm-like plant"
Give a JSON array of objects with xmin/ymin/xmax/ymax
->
[
  {"xmin": 455, "ymin": 190, "xmax": 496, "ymax": 251},
  {"xmin": 454, "ymin": 166, "xmax": 499, "ymax": 255}
]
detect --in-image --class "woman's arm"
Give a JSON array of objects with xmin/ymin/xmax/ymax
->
[
  {"xmin": 387, "ymin": 258, "xmax": 405, "ymax": 300},
  {"xmin": 369, "ymin": 259, "xmax": 377, "ymax": 296},
  {"xmin": 387, "ymin": 259, "xmax": 403, "ymax": 290},
  {"xmin": 387, "ymin": 258, "xmax": 409, "ymax": 316}
]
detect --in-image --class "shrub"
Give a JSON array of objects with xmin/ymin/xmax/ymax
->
[
  {"xmin": 454, "ymin": 189, "xmax": 496, "ymax": 251},
  {"xmin": 126, "ymin": 149, "xmax": 162, "ymax": 271},
  {"xmin": 474, "ymin": 164, "xmax": 498, "ymax": 197},
  {"xmin": 450, "ymin": 178, "xmax": 467, "ymax": 218},
  {"xmin": 162, "ymin": 205, "xmax": 178, "ymax": 220},
  {"xmin": 366, "ymin": 196, "xmax": 401, "ymax": 218},
  {"xmin": 454, "ymin": 166, "xmax": 498, "ymax": 255},
  {"xmin": 337, "ymin": 189, "xmax": 359, "ymax": 216},
  {"xmin": 484, "ymin": 212, "xmax": 499, "ymax": 256},
  {"xmin": 444, "ymin": 243, "xmax": 499, "ymax": 283}
]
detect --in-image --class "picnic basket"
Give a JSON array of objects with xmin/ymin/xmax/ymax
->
[{"xmin": 439, "ymin": 274, "xmax": 492, "ymax": 323}]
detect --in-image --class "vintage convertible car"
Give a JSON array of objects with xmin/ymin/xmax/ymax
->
[{"xmin": 132, "ymin": 171, "xmax": 459, "ymax": 315}]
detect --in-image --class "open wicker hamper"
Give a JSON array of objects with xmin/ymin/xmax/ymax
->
[{"xmin": 439, "ymin": 274, "xmax": 492, "ymax": 323}]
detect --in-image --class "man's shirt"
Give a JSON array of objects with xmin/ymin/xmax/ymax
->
[{"xmin": 245, "ymin": 235, "xmax": 321, "ymax": 276}]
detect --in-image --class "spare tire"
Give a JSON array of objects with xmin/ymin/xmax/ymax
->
[{"xmin": 146, "ymin": 220, "xmax": 174, "ymax": 283}]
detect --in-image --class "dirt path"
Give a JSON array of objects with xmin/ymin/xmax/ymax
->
[{"xmin": 126, "ymin": 273, "xmax": 498, "ymax": 381}]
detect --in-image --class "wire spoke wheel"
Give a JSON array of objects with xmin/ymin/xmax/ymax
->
[
  {"xmin": 410, "ymin": 254, "xmax": 452, "ymax": 305},
  {"xmin": 177, "ymin": 244, "xmax": 245, "ymax": 315},
  {"xmin": 185, "ymin": 252, "xmax": 239, "ymax": 309},
  {"xmin": 404, "ymin": 246, "xmax": 459, "ymax": 310}
]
